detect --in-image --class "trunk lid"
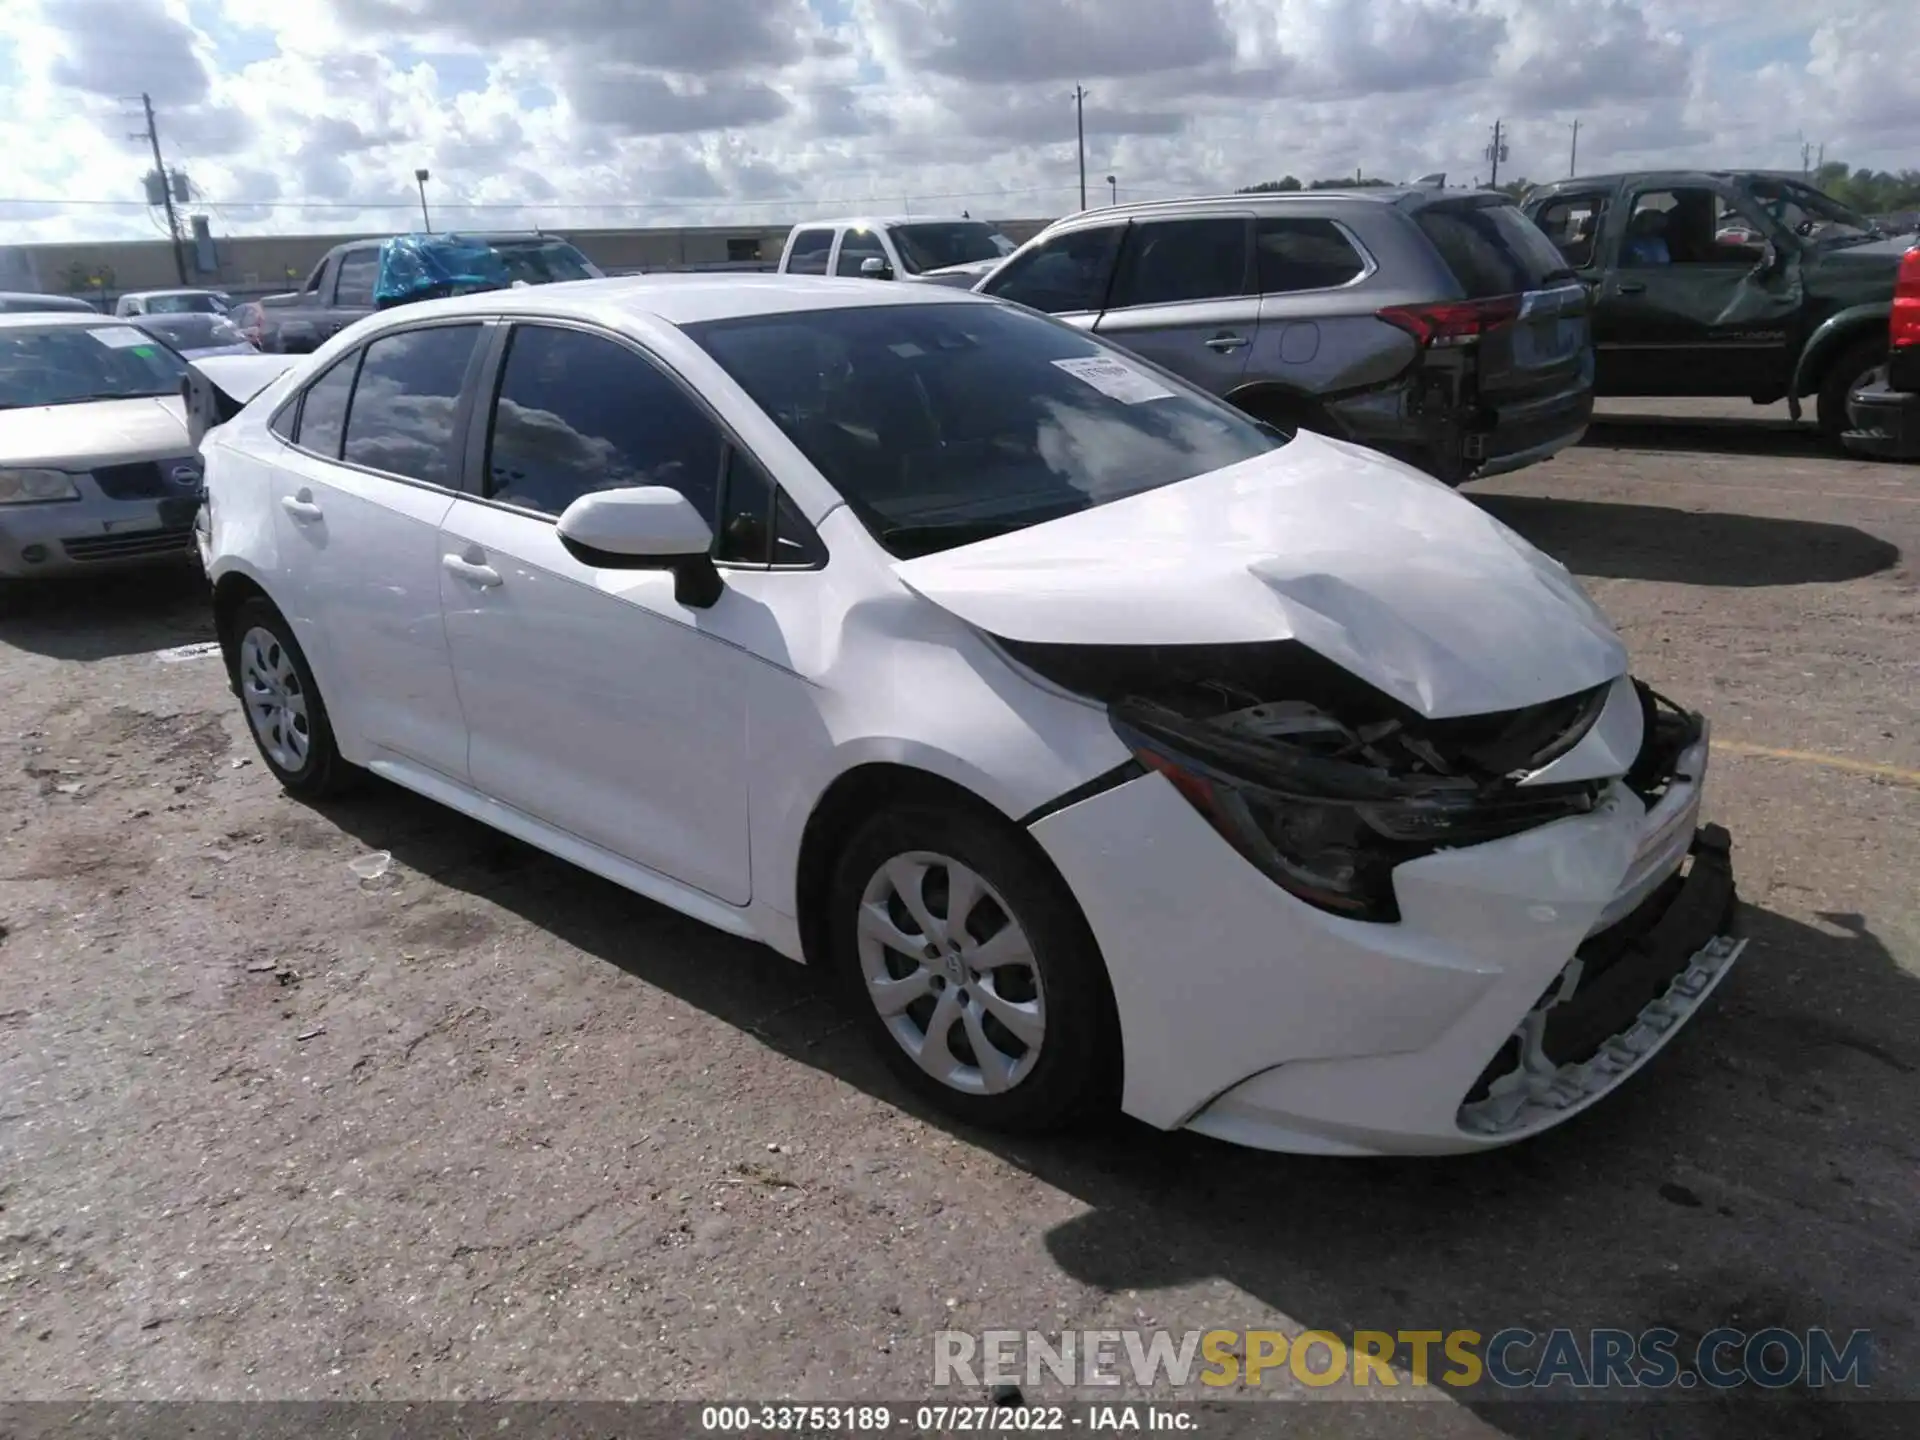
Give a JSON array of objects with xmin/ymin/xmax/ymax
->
[{"xmin": 892, "ymin": 429, "xmax": 1627, "ymax": 719}]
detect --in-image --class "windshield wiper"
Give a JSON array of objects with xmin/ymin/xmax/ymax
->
[
  {"xmin": 43, "ymin": 390, "xmax": 176, "ymax": 404},
  {"xmin": 881, "ymin": 507, "xmax": 1086, "ymax": 554}
]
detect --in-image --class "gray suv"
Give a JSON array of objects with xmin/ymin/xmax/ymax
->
[{"xmin": 975, "ymin": 189, "xmax": 1594, "ymax": 484}]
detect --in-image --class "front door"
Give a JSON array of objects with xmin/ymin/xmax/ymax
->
[
  {"xmin": 265, "ymin": 324, "xmax": 479, "ymax": 778},
  {"xmin": 1589, "ymin": 186, "xmax": 1800, "ymax": 397},
  {"xmin": 1093, "ymin": 214, "xmax": 1258, "ymax": 396},
  {"xmin": 436, "ymin": 321, "xmax": 754, "ymax": 906}
]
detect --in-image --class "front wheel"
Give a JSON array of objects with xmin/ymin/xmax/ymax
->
[
  {"xmin": 1817, "ymin": 335, "xmax": 1887, "ymax": 443},
  {"xmin": 828, "ymin": 802, "xmax": 1119, "ymax": 1134}
]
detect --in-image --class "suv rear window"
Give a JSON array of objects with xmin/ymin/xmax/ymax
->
[{"xmin": 1413, "ymin": 202, "xmax": 1574, "ymax": 298}]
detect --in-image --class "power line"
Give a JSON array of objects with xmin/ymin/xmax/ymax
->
[{"xmin": 0, "ymin": 181, "xmax": 1078, "ymax": 215}]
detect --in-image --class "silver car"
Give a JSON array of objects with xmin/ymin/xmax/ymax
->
[
  {"xmin": 0, "ymin": 313, "xmax": 203, "ymax": 585},
  {"xmin": 976, "ymin": 189, "xmax": 1595, "ymax": 485}
]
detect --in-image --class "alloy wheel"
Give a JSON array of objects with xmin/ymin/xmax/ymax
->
[
  {"xmin": 238, "ymin": 625, "xmax": 311, "ymax": 773},
  {"xmin": 855, "ymin": 850, "xmax": 1047, "ymax": 1095}
]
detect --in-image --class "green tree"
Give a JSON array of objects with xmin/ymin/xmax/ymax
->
[{"xmin": 1238, "ymin": 176, "xmax": 1303, "ymax": 192}]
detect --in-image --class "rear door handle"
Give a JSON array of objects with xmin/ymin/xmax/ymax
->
[
  {"xmin": 1205, "ymin": 332, "xmax": 1249, "ymax": 352},
  {"xmin": 442, "ymin": 555, "xmax": 502, "ymax": 589},
  {"xmin": 280, "ymin": 496, "xmax": 323, "ymax": 522},
  {"xmin": 1615, "ymin": 281, "xmax": 1646, "ymax": 295}
]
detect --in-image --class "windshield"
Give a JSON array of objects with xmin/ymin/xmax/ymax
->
[
  {"xmin": 490, "ymin": 240, "xmax": 598, "ymax": 284},
  {"xmin": 0, "ymin": 323, "xmax": 190, "ymax": 409},
  {"xmin": 685, "ymin": 301, "xmax": 1282, "ymax": 558},
  {"xmin": 892, "ymin": 222, "xmax": 1018, "ymax": 274},
  {"xmin": 136, "ymin": 313, "xmax": 250, "ymax": 351},
  {"xmin": 144, "ymin": 292, "xmax": 223, "ymax": 314},
  {"xmin": 1743, "ymin": 178, "xmax": 1876, "ymax": 243}
]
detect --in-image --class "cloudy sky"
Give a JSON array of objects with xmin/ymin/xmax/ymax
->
[{"xmin": 0, "ymin": 0, "xmax": 1914, "ymax": 242}]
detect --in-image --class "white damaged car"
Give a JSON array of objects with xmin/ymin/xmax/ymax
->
[{"xmin": 195, "ymin": 275, "xmax": 1741, "ymax": 1156}]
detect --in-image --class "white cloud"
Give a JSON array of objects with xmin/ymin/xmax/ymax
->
[{"xmin": 0, "ymin": 0, "xmax": 1912, "ymax": 243}]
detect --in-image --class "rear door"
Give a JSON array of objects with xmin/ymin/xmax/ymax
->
[
  {"xmin": 1410, "ymin": 198, "xmax": 1593, "ymax": 460},
  {"xmin": 1092, "ymin": 214, "xmax": 1258, "ymax": 395}
]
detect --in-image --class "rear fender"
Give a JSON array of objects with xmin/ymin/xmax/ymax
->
[{"xmin": 1788, "ymin": 304, "xmax": 1891, "ymax": 419}]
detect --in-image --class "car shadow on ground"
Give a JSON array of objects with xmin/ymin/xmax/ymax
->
[
  {"xmin": 0, "ymin": 566, "xmax": 214, "ymax": 661},
  {"xmin": 314, "ymin": 779, "xmax": 1919, "ymax": 1440},
  {"xmin": 1474, "ymin": 494, "xmax": 1901, "ymax": 587},
  {"xmin": 1580, "ymin": 412, "xmax": 1838, "ymax": 460}
]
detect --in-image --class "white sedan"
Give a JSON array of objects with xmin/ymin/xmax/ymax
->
[{"xmin": 198, "ymin": 275, "xmax": 1742, "ymax": 1155}]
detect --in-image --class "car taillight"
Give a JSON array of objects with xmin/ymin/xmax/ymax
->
[
  {"xmin": 1892, "ymin": 246, "xmax": 1920, "ymax": 351},
  {"xmin": 1377, "ymin": 295, "xmax": 1523, "ymax": 348}
]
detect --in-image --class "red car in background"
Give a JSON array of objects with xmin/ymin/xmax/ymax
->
[{"xmin": 1843, "ymin": 244, "xmax": 1920, "ymax": 459}]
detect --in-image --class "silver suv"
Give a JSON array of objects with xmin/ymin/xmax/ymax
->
[{"xmin": 975, "ymin": 189, "xmax": 1594, "ymax": 484}]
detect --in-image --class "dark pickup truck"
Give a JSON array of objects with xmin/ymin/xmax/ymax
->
[
  {"xmin": 253, "ymin": 231, "xmax": 602, "ymax": 353},
  {"xmin": 1524, "ymin": 170, "xmax": 1909, "ymax": 439}
]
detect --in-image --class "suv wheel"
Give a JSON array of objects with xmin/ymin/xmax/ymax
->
[
  {"xmin": 1817, "ymin": 335, "xmax": 1887, "ymax": 443},
  {"xmin": 229, "ymin": 596, "xmax": 357, "ymax": 797},
  {"xmin": 828, "ymin": 802, "xmax": 1118, "ymax": 1134}
]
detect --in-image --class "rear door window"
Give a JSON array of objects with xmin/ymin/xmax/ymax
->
[
  {"xmin": 1414, "ymin": 203, "xmax": 1574, "ymax": 297},
  {"xmin": 1107, "ymin": 218, "xmax": 1252, "ymax": 309},
  {"xmin": 1254, "ymin": 217, "xmax": 1368, "ymax": 293},
  {"xmin": 786, "ymin": 228, "xmax": 834, "ymax": 275},
  {"xmin": 1530, "ymin": 194, "xmax": 1611, "ymax": 269},
  {"xmin": 981, "ymin": 224, "xmax": 1126, "ymax": 315},
  {"xmin": 292, "ymin": 352, "xmax": 358, "ymax": 458},
  {"xmin": 332, "ymin": 249, "xmax": 380, "ymax": 308},
  {"xmin": 340, "ymin": 324, "xmax": 481, "ymax": 485}
]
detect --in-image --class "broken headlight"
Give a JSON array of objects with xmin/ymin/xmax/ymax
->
[{"xmin": 1114, "ymin": 701, "xmax": 1602, "ymax": 923}]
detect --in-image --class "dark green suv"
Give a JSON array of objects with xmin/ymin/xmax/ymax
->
[{"xmin": 1525, "ymin": 170, "xmax": 1908, "ymax": 440}]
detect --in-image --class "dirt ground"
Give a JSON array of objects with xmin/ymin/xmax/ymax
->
[{"xmin": 2, "ymin": 400, "xmax": 1916, "ymax": 1439}]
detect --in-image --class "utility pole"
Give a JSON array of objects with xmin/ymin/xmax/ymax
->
[
  {"xmin": 414, "ymin": 168, "xmax": 432, "ymax": 231},
  {"xmin": 1568, "ymin": 118, "xmax": 1580, "ymax": 177},
  {"xmin": 136, "ymin": 92, "xmax": 188, "ymax": 284},
  {"xmin": 1485, "ymin": 117, "xmax": 1508, "ymax": 188},
  {"xmin": 1073, "ymin": 84, "xmax": 1088, "ymax": 210}
]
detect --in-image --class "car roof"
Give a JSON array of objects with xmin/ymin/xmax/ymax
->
[
  {"xmin": 1043, "ymin": 186, "xmax": 1508, "ymax": 229},
  {"xmin": 1531, "ymin": 169, "xmax": 1809, "ymax": 195},
  {"xmin": 0, "ymin": 309, "xmax": 126, "ymax": 329},
  {"xmin": 0, "ymin": 292, "xmax": 95, "ymax": 310},
  {"xmin": 796, "ymin": 216, "xmax": 982, "ymax": 232},
  {"xmin": 360, "ymin": 272, "xmax": 990, "ymax": 329},
  {"xmin": 124, "ymin": 288, "xmax": 219, "ymax": 298}
]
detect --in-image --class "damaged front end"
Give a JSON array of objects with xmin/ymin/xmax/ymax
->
[{"xmin": 1007, "ymin": 637, "xmax": 1621, "ymax": 923}]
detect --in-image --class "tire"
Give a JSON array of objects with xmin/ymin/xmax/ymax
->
[
  {"xmin": 1816, "ymin": 335, "xmax": 1887, "ymax": 443},
  {"xmin": 228, "ymin": 596, "xmax": 358, "ymax": 797},
  {"xmin": 827, "ymin": 801, "xmax": 1120, "ymax": 1134}
]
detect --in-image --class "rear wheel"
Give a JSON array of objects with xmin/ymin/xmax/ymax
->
[
  {"xmin": 828, "ymin": 801, "xmax": 1119, "ymax": 1134},
  {"xmin": 1817, "ymin": 335, "xmax": 1887, "ymax": 443},
  {"xmin": 229, "ymin": 596, "xmax": 357, "ymax": 797}
]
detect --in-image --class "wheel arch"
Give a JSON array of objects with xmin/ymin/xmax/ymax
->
[
  {"xmin": 1788, "ymin": 305, "xmax": 1892, "ymax": 418},
  {"xmin": 1224, "ymin": 379, "xmax": 1348, "ymax": 435}
]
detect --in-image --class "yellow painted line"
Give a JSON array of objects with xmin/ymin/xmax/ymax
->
[{"xmin": 1719, "ymin": 740, "xmax": 1920, "ymax": 788}]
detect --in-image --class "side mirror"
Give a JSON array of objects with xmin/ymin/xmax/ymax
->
[
  {"xmin": 555, "ymin": 487, "xmax": 722, "ymax": 608},
  {"xmin": 859, "ymin": 256, "xmax": 893, "ymax": 280}
]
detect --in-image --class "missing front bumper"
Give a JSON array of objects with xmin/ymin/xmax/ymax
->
[{"xmin": 1458, "ymin": 824, "xmax": 1741, "ymax": 1138}]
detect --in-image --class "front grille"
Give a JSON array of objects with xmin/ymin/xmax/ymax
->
[
  {"xmin": 91, "ymin": 458, "xmax": 202, "ymax": 501},
  {"xmin": 61, "ymin": 527, "xmax": 195, "ymax": 562}
]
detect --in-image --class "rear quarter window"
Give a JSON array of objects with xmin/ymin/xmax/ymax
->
[{"xmin": 1413, "ymin": 203, "xmax": 1574, "ymax": 298}]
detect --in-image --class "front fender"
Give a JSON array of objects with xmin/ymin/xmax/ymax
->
[{"xmin": 1789, "ymin": 304, "xmax": 1891, "ymax": 418}]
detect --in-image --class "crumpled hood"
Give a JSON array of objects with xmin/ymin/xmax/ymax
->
[
  {"xmin": 0, "ymin": 395, "xmax": 192, "ymax": 469},
  {"xmin": 892, "ymin": 430, "xmax": 1628, "ymax": 719}
]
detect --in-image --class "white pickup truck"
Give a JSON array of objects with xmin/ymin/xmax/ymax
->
[{"xmin": 775, "ymin": 215, "xmax": 1017, "ymax": 287}]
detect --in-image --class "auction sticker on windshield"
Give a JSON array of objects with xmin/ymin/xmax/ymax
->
[
  {"xmin": 1052, "ymin": 355, "xmax": 1174, "ymax": 404},
  {"xmin": 88, "ymin": 327, "xmax": 152, "ymax": 350}
]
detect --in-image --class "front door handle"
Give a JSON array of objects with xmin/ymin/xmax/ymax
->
[
  {"xmin": 1615, "ymin": 281, "xmax": 1647, "ymax": 295},
  {"xmin": 280, "ymin": 495, "xmax": 323, "ymax": 522},
  {"xmin": 442, "ymin": 554, "xmax": 502, "ymax": 589},
  {"xmin": 1205, "ymin": 332, "xmax": 1249, "ymax": 352}
]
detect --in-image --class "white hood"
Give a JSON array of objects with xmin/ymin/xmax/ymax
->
[
  {"xmin": 892, "ymin": 430, "xmax": 1627, "ymax": 720},
  {"xmin": 0, "ymin": 395, "xmax": 192, "ymax": 468}
]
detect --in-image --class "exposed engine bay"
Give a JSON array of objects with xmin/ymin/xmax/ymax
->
[{"xmin": 1002, "ymin": 637, "xmax": 1700, "ymax": 924}]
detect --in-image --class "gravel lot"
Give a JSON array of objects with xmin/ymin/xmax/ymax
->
[{"xmin": 2, "ymin": 400, "xmax": 1916, "ymax": 1438}]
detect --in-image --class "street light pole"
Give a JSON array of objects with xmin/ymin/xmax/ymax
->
[
  {"xmin": 414, "ymin": 168, "xmax": 432, "ymax": 232},
  {"xmin": 1074, "ymin": 85, "xmax": 1088, "ymax": 210},
  {"xmin": 1106, "ymin": 174, "xmax": 1117, "ymax": 205},
  {"xmin": 1568, "ymin": 119, "xmax": 1580, "ymax": 177}
]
